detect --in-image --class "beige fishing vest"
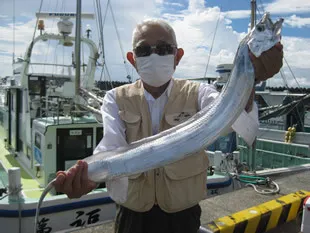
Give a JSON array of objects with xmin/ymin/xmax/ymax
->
[{"xmin": 115, "ymin": 79, "xmax": 209, "ymax": 213}]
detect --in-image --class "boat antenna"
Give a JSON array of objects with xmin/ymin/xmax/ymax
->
[
  {"xmin": 12, "ymin": 0, "xmax": 15, "ymax": 68},
  {"xmin": 75, "ymin": 0, "xmax": 82, "ymax": 97},
  {"xmin": 251, "ymin": 0, "xmax": 256, "ymax": 29}
]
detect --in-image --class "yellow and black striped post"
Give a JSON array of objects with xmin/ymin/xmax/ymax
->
[{"xmin": 207, "ymin": 190, "xmax": 310, "ymax": 233}]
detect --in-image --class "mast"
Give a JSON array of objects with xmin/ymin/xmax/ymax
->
[
  {"xmin": 75, "ymin": 0, "xmax": 82, "ymax": 96},
  {"xmin": 250, "ymin": 0, "xmax": 257, "ymax": 170},
  {"xmin": 250, "ymin": 0, "xmax": 256, "ymax": 29},
  {"xmin": 12, "ymin": 0, "xmax": 16, "ymax": 75}
]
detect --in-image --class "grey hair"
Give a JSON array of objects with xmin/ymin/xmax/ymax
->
[{"xmin": 132, "ymin": 18, "xmax": 177, "ymax": 48}]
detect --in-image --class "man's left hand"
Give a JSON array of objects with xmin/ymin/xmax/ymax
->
[{"xmin": 249, "ymin": 42, "xmax": 283, "ymax": 83}]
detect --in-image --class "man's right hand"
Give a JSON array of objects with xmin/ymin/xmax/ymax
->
[{"xmin": 53, "ymin": 160, "xmax": 97, "ymax": 199}]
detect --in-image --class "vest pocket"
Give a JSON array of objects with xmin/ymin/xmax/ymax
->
[
  {"xmin": 160, "ymin": 152, "xmax": 209, "ymax": 212},
  {"xmin": 119, "ymin": 110, "xmax": 141, "ymax": 124},
  {"xmin": 124, "ymin": 172, "xmax": 149, "ymax": 209},
  {"xmin": 119, "ymin": 110, "xmax": 141, "ymax": 143},
  {"xmin": 164, "ymin": 152, "xmax": 209, "ymax": 180}
]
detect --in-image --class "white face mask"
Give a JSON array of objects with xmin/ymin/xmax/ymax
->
[{"xmin": 135, "ymin": 54, "xmax": 175, "ymax": 87}]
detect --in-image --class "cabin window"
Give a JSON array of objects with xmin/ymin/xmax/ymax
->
[
  {"xmin": 18, "ymin": 139, "xmax": 23, "ymax": 154},
  {"xmin": 96, "ymin": 127, "xmax": 103, "ymax": 145},
  {"xmin": 29, "ymin": 80, "xmax": 41, "ymax": 95},
  {"xmin": 18, "ymin": 90, "xmax": 23, "ymax": 113},
  {"xmin": 10, "ymin": 94, "xmax": 14, "ymax": 111},
  {"xmin": 63, "ymin": 135, "xmax": 86, "ymax": 160},
  {"xmin": 4, "ymin": 91, "xmax": 8, "ymax": 106},
  {"xmin": 27, "ymin": 146, "xmax": 32, "ymax": 160},
  {"xmin": 35, "ymin": 132, "xmax": 41, "ymax": 149}
]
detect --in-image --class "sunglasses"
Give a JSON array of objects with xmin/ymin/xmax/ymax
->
[{"xmin": 134, "ymin": 44, "xmax": 177, "ymax": 57}]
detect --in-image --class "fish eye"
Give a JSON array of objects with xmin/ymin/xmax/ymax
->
[{"xmin": 256, "ymin": 24, "xmax": 265, "ymax": 32}]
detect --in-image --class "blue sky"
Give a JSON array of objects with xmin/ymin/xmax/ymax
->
[
  {"xmin": 161, "ymin": 0, "xmax": 310, "ymax": 37},
  {"xmin": 0, "ymin": 0, "xmax": 310, "ymax": 87}
]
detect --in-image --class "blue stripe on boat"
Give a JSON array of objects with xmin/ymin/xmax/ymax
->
[
  {"xmin": 0, "ymin": 179, "xmax": 232, "ymax": 217},
  {"xmin": 207, "ymin": 177, "xmax": 232, "ymax": 189},
  {"xmin": 215, "ymin": 69, "xmax": 232, "ymax": 73}
]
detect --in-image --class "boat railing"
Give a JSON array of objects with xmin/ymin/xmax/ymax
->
[
  {"xmin": 238, "ymin": 135, "xmax": 310, "ymax": 171},
  {"xmin": 258, "ymin": 128, "xmax": 310, "ymax": 146}
]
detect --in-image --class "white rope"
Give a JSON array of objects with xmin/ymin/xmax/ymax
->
[
  {"xmin": 0, "ymin": 184, "xmax": 22, "ymax": 200},
  {"xmin": 203, "ymin": 10, "xmax": 221, "ymax": 78},
  {"xmin": 245, "ymin": 178, "xmax": 280, "ymax": 195}
]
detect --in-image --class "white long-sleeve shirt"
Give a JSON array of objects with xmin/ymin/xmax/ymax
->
[{"xmin": 94, "ymin": 79, "xmax": 259, "ymax": 202}]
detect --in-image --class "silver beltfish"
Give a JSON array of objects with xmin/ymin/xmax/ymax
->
[
  {"xmin": 35, "ymin": 12, "xmax": 283, "ymax": 231},
  {"xmin": 85, "ymin": 12, "xmax": 283, "ymax": 182}
]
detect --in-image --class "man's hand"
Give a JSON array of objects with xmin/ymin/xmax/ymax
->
[
  {"xmin": 245, "ymin": 42, "xmax": 283, "ymax": 112},
  {"xmin": 53, "ymin": 160, "xmax": 97, "ymax": 199},
  {"xmin": 250, "ymin": 42, "xmax": 283, "ymax": 83}
]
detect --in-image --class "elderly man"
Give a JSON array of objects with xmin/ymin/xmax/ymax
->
[{"xmin": 54, "ymin": 19, "xmax": 283, "ymax": 233}]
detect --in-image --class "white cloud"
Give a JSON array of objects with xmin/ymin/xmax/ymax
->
[
  {"xmin": 265, "ymin": 0, "xmax": 310, "ymax": 14},
  {"xmin": 164, "ymin": 2, "xmax": 185, "ymax": 8},
  {"xmin": 281, "ymin": 36, "xmax": 310, "ymax": 68},
  {"xmin": 266, "ymin": 36, "xmax": 310, "ymax": 87},
  {"xmin": 222, "ymin": 10, "xmax": 251, "ymax": 19},
  {"xmin": 165, "ymin": 6, "xmax": 240, "ymax": 79},
  {"xmin": 155, "ymin": 0, "xmax": 164, "ymax": 4},
  {"xmin": 223, "ymin": 0, "xmax": 310, "ymax": 20},
  {"xmin": 0, "ymin": 20, "xmax": 35, "ymax": 43},
  {"xmin": 188, "ymin": 0, "xmax": 205, "ymax": 13},
  {"xmin": 284, "ymin": 15, "xmax": 310, "ymax": 28}
]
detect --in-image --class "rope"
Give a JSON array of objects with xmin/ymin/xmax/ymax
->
[
  {"xmin": 0, "ymin": 185, "xmax": 22, "ymax": 200},
  {"xmin": 235, "ymin": 174, "xmax": 267, "ymax": 184},
  {"xmin": 94, "ymin": 0, "xmax": 109, "ymax": 83},
  {"xmin": 34, "ymin": 180, "xmax": 55, "ymax": 233},
  {"xmin": 256, "ymin": 0, "xmax": 263, "ymax": 19},
  {"xmin": 245, "ymin": 180, "xmax": 280, "ymax": 195},
  {"xmin": 282, "ymin": 56, "xmax": 306, "ymax": 131},
  {"xmin": 258, "ymin": 0, "xmax": 265, "ymax": 13},
  {"xmin": 31, "ymin": 0, "xmax": 44, "ymax": 43},
  {"xmin": 284, "ymin": 55, "xmax": 302, "ymax": 90},
  {"xmin": 101, "ymin": 0, "xmax": 110, "ymax": 32},
  {"xmin": 235, "ymin": 175, "xmax": 280, "ymax": 195},
  {"xmin": 95, "ymin": 0, "xmax": 106, "ymax": 58},
  {"xmin": 93, "ymin": 0, "xmax": 101, "ymax": 51},
  {"xmin": 0, "ymin": 193, "xmax": 8, "ymax": 200},
  {"xmin": 216, "ymin": 153, "xmax": 281, "ymax": 195},
  {"xmin": 108, "ymin": 1, "xmax": 131, "ymax": 78},
  {"xmin": 203, "ymin": 10, "xmax": 221, "ymax": 78}
]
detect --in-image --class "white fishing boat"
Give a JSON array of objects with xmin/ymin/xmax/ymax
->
[
  {"xmin": 0, "ymin": 5, "xmax": 122, "ymax": 231},
  {"xmin": 0, "ymin": 1, "xmax": 236, "ymax": 233}
]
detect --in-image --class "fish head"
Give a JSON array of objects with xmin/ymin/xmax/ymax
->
[{"xmin": 247, "ymin": 12, "xmax": 284, "ymax": 57}]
